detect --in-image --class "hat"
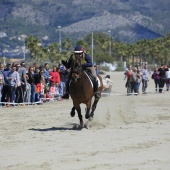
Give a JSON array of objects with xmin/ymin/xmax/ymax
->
[
  {"xmin": 74, "ymin": 46, "xmax": 84, "ymax": 53},
  {"xmin": 6, "ymin": 62, "xmax": 11, "ymax": 65}
]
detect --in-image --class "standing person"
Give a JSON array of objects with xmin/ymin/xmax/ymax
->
[
  {"xmin": 158, "ymin": 64, "xmax": 169, "ymax": 93},
  {"xmin": 7, "ymin": 64, "xmax": 20, "ymax": 106},
  {"xmin": 141, "ymin": 64, "xmax": 149, "ymax": 94},
  {"xmin": 151, "ymin": 67, "xmax": 160, "ymax": 92},
  {"xmin": 33, "ymin": 62, "xmax": 37, "ymax": 72},
  {"xmin": 94, "ymin": 65, "xmax": 100, "ymax": 75},
  {"xmin": 136, "ymin": 64, "xmax": 141, "ymax": 72},
  {"xmin": 43, "ymin": 63, "xmax": 50, "ymax": 97},
  {"xmin": 59, "ymin": 65, "xmax": 68, "ymax": 97},
  {"xmin": 49, "ymin": 66, "xmax": 60, "ymax": 86},
  {"xmin": 61, "ymin": 45, "xmax": 100, "ymax": 99},
  {"xmin": 44, "ymin": 63, "xmax": 50, "ymax": 84},
  {"xmin": 130, "ymin": 67, "xmax": 138, "ymax": 95},
  {"xmin": 24, "ymin": 75, "xmax": 31, "ymax": 103},
  {"xmin": 27, "ymin": 66, "xmax": 36, "ymax": 104},
  {"xmin": 136, "ymin": 69, "xmax": 142, "ymax": 94},
  {"xmin": 165, "ymin": 66, "xmax": 170, "ymax": 91},
  {"xmin": 16, "ymin": 62, "xmax": 27, "ymax": 103},
  {"xmin": 124, "ymin": 65, "xmax": 133, "ymax": 95},
  {"xmin": 34, "ymin": 68, "xmax": 45, "ymax": 103},
  {"xmin": 1, "ymin": 63, "xmax": 11, "ymax": 104},
  {"xmin": 0, "ymin": 63, "xmax": 5, "ymax": 107}
]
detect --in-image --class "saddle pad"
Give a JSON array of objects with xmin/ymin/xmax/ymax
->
[{"xmin": 84, "ymin": 71, "xmax": 100, "ymax": 88}]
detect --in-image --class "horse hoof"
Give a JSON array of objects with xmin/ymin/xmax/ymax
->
[
  {"xmin": 70, "ymin": 111, "xmax": 75, "ymax": 117},
  {"xmin": 90, "ymin": 112, "xmax": 94, "ymax": 118},
  {"xmin": 85, "ymin": 114, "xmax": 90, "ymax": 119}
]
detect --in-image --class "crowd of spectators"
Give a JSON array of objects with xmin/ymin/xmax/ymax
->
[
  {"xmin": 124, "ymin": 63, "xmax": 170, "ymax": 95},
  {"xmin": 0, "ymin": 62, "xmax": 69, "ymax": 107}
]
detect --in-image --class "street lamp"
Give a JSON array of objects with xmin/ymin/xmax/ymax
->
[
  {"xmin": 58, "ymin": 26, "xmax": 61, "ymax": 53},
  {"xmin": 23, "ymin": 40, "xmax": 25, "ymax": 61},
  {"xmin": 91, "ymin": 32, "xmax": 94, "ymax": 63},
  {"xmin": 108, "ymin": 30, "xmax": 111, "ymax": 56}
]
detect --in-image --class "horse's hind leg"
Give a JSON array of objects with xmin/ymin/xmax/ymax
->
[
  {"xmin": 85, "ymin": 100, "xmax": 92, "ymax": 119},
  {"xmin": 90, "ymin": 98, "xmax": 99, "ymax": 118}
]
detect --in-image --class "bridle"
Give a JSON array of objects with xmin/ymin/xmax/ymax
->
[{"xmin": 71, "ymin": 58, "xmax": 83, "ymax": 82}]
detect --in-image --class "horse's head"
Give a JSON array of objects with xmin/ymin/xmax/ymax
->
[{"xmin": 71, "ymin": 59, "xmax": 82, "ymax": 82}]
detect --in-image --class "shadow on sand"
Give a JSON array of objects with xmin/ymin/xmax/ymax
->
[{"xmin": 28, "ymin": 123, "xmax": 87, "ymax": 132}]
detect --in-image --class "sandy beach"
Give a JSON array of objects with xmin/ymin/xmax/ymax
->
[{"xmin": 0, "ymin": 71, "xmax": 170, "ymax": 170}]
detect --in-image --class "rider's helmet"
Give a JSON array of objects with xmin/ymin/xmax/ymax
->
[{"xmin": 74, "ymin": 46, "xmax": 84, "ymax": 53}]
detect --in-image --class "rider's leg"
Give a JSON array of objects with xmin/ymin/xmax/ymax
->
[
  {"xmin": 94, "ymin": 80, "xmax": 100, "ymax": 98},
  {"xmin": 87, "ymin": 67, "xmax": 100, "ymax": 99}
]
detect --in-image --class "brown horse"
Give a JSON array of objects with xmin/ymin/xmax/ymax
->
[{"xmin": 69, "ymin": 59, "xmax": 103, "ymax": 127}]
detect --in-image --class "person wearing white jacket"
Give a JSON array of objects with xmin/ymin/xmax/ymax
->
[
  {"xmin": 165, "ymin": 66, "xmax": 170, "ymax": 91},
  {"xmin": 102, "ymin": 75, "xmax": 113, "ymax": 90}
]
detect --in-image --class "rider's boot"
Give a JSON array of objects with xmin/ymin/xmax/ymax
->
[
  {"xmin": 61, "ymin": 81, "xmax": 69, "ymax": 99},
  {"xmin": 94, "ymin": 80, "xmax": 101, "ymax": 99}
]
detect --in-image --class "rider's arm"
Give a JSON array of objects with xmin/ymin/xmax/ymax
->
[
  {"xmin": 107, "ymin": 78, "xmax": 113, "ymax": 84},
  {"xmin": 66, "ymin": 55, "xmax": 73, "ymax": 69},
  {"xmin": 82, "ymin": 54, "xmax": 93, "ymax": 68}
]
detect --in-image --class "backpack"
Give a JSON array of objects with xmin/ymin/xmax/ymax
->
[{"xmin": 151, "ymin": 73, "xmax": 155, "ymax": 79}]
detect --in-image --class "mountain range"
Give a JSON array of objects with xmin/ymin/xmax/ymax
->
[{"xmin": 0, "ymin": 0, "xmax": 170, "ymax": 43}]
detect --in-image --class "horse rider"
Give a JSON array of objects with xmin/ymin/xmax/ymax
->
[{"xmin": 61, "ymin": 45, "xmax": 100, "ymax": 99}]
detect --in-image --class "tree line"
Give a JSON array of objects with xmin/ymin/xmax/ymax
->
[{"xmin": 26, "ymin": 32, "xmax": 170, "ymax": 66}]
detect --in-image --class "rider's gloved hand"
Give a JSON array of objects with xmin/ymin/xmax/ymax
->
[{"xmin": 62, "ymin": 60, "xmax": 67, "ymax": 67}]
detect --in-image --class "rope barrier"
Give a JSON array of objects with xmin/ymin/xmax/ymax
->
[{"xmin": 0, "ymin": 97, "xmax": 63, "ymax": 106}]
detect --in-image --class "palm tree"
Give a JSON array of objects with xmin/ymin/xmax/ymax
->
[
  {"xmin": 26, "ymin": 35, "xmax": 41, "ymax": 61},
  {"xmin": 48, "ymin": 42, "xmax": 60, "ymax": 63}
]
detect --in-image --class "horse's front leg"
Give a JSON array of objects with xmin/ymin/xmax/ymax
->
[
  {"xmin": 70, "ymin": 106, "xmax": 76, "ymax": 117},
  {"xmin": 74, "ymin": 105, "xmax": 83, "ymax": 127},
  {"xmin": 85, "ymin": 100, "xmax": 92, "ymax": 119}
]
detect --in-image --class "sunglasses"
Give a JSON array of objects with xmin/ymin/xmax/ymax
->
[{"xmin": 75, "ymin": 53, "xmax": 83, "ymax": 55}]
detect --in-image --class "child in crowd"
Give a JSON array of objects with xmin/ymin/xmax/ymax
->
[
  {"xmin": 102, "ymin": 75, "xmax": 113, "ymax": 91},
  {"xmin": 49, "ymin": 83, "xmax": 62, "ymax": 101}
]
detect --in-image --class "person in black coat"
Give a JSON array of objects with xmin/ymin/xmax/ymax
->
[{"xmin": 158, "ymin": 64, "xmax": 169, "ymax": 93}]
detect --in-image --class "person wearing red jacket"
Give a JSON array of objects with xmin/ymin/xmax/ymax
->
[{"xmin": 50, "ymin": 66, "xmax": 60, "ymax": 86}]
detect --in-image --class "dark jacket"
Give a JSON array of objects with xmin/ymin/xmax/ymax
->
[
  {"xmin": 158, "ymin": 68, "xmax": 169, "ymax": 78},
  {"xmin": 34, "ymin": 72, "xmax": 42, "ymax": 85},
  {"xmin": 27, "ymin": 72, "xmax": 35, "ymax": 84}
]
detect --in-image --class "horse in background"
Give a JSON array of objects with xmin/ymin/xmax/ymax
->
[{"xmin": 69, "ymin": 59, "xmax": 103, "ymax": 127}]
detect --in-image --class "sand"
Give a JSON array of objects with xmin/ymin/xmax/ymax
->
[{"xmin": 0, "ymin": 72, "xmax": 170, "ymax": 170}]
